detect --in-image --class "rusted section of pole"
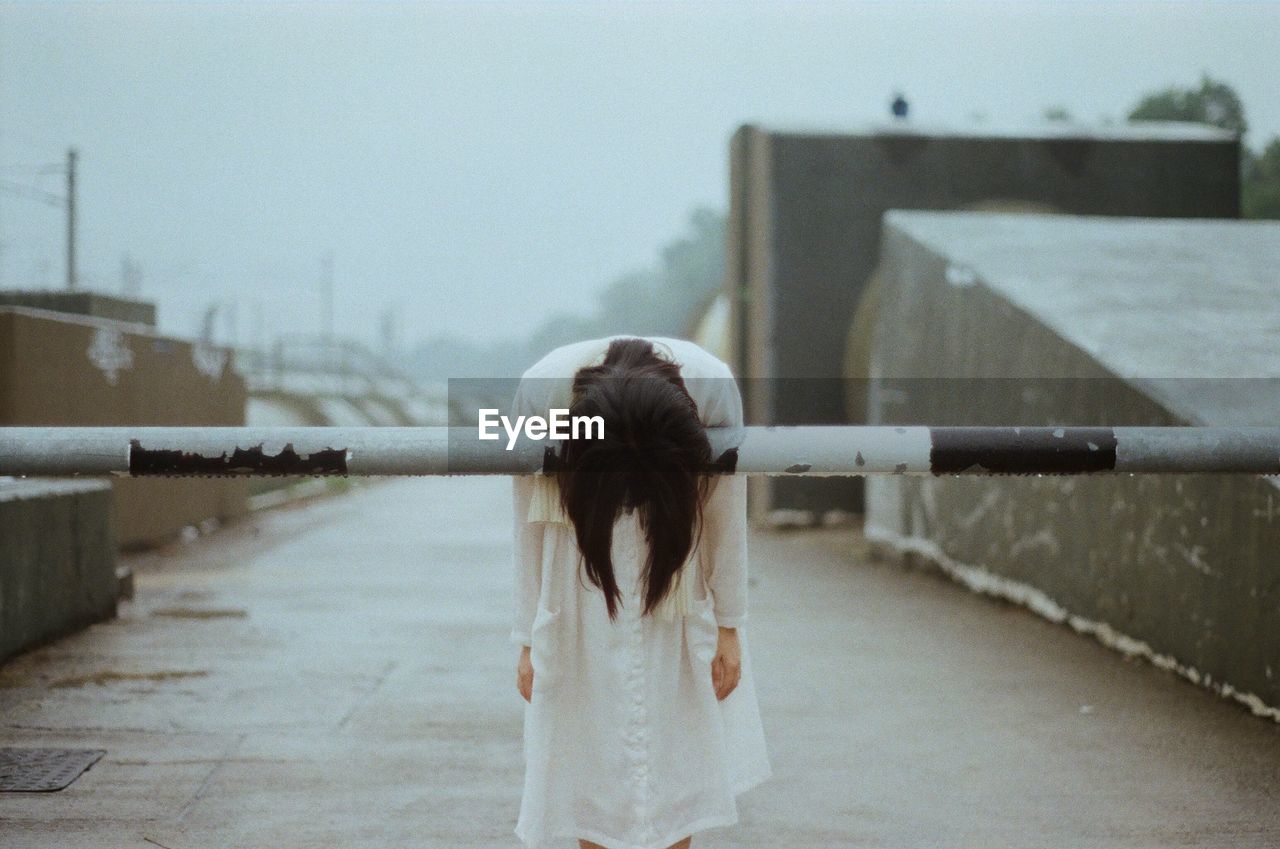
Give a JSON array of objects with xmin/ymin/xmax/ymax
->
[{"xmin": 127, "ymin": 440, "xmax": 349, "ymax": 476}]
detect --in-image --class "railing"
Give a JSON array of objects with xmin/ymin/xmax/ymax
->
[
  {"xmin": 2, "ymin": 426, "xmax": 1279, "ymax": 477},
  {"xmin": 234, "ymin": 335, "xmax": 425, "ymax": 399}
]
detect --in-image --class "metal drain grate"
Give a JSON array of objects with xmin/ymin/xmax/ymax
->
[{"xmin": 0, "ymin": 748, "xmax": 107, "ymax": 792}]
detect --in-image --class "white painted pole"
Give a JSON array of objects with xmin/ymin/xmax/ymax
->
[{"xmin": 1, "ymin": 426, "xmax": 1279, "ymax": 478}]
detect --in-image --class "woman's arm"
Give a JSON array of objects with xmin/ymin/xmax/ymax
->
[
  {"xmin": 703, "ymin": 470, "xmax": 747, "ymax": 701},
  {"xmin": 702, "ymin": 474, "xmax": 748, "ymax": 629},
  {"xmin": 511, "ymin": 474, "xmax": 541, "ymax": 648},
  {"xmin": 699, "ymin": 363, "xmax": 749, "ymax": 630},
  {"xmin": 510, "ymin": 374, "xmax": 544, "ymax": 648}
]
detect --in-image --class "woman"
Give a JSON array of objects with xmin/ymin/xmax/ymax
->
[{"xmin": 510, "ymin": 335, "xmax": 771, "ymax": 849}]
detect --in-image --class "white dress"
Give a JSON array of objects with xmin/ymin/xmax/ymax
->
[{"xmin": 510, "ymin": 335, "xmax": 772, "ymax": 849}]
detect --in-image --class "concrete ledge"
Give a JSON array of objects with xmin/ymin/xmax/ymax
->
[
  {"xmin": 0, "ymin": 290, "xmax": 155, "ymax": 327},
  {"xmin": 866, "ymin": 212, "xmax": 1280, "ymax": 720},
  {"xmin": 0, "ymin": 478, "xmax": 119, "ymax": 664}
]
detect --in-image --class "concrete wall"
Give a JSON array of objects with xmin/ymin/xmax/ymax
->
[
  {"xmin": 724, "ymin": 122, "xmax": 1241, "ymax": 521},
  {"xmin": 686, "ymin": 291, "xmax": 732, "ymax": 367},
  {"xmin": 0, "ymin": 479, "xmax": 118, "ymax": 663},
  {"xmin": 0, "ymin": 306, "xmax": 248, "ymax": 548},
  {"xmin": 865, "ymin": 211, "xmax": 1280, "ymax": 717}
]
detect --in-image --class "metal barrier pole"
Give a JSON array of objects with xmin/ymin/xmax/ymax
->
[{"xmin": 2, "ymin": 426, "xmax": 1279, "ymax": 478}]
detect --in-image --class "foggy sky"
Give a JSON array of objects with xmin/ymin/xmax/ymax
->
[{"xmin": 2, "ymin": 1, "xmax": 1277, "ymax": 352}]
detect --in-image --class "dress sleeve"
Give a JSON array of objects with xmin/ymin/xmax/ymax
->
[
  {"xmin": 510, "ymin": 375, "xmax": 543, "ymax": 647},
  {"xmin": 698, "ymin": 362, "xmax": 749, "ymax": 629}
]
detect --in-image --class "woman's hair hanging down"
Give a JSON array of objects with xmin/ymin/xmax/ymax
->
[{"xmin": 556, "ymin": 337, "xmax": 714, "ymax": 621}]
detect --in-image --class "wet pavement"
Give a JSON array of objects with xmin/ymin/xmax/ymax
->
[{"xmin": 1, "ymin": 477, "xmax": 1277, "ymax": 848}]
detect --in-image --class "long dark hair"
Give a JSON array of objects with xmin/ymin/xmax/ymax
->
[{"xmin": 555, "ymin": 337, "xmax": 714, "ymax": 621}]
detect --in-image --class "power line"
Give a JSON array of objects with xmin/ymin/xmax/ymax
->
[
  {"xmin": 0, "ymin": 177, "xmax": 64, "ymax": 207},
  {"xmin": 0, "ymin": 150, "xmax": 77, "ymax": 290},
  {"xmin": 66, "ymin": 148, "xmax": 77, "ymax": 290}
]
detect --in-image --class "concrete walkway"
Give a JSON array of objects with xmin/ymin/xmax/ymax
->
[{"xmin": 1, "ymin": 477, "xmax": 1277, "ymax": 848}]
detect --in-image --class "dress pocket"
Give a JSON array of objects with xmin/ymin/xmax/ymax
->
[
  {"xmin": 529, "ymin": 604, "xmax": 562, "ymax": 692},
  {"xmin": 684, "ymin": 594, "xmax": 719, "ymax": 666}
]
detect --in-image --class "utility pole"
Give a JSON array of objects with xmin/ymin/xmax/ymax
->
[
  {"xmin": 379, "ymin": 304, "xmax": 397, "ymax": 356},
  {"xmin": 227, "ymin": 300, "xmax": 239, "ymax": 351},
  {"xmin": 66, "ymin": 147, "xmax": 78, "ymax": 291},
  {"xmin": 251, "ymin": 299, "xmax": 265, "ymax": 367},
  {"xmin": 121, "ymin": 252, "xmax": 143, "ymax": 296}
]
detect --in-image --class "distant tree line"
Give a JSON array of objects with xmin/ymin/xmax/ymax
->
[
  {"xmin": 1126, "ymin": 74, "xmax": 1279, "ymax": 219},
  {"xmin": 413, "ymin": 74, "xmax": 1276, "ymax": 381},
  {"xmin": 1046, "ymin": 75, "xmax": 1277, "ymax": 219},
  {"xmin": 407, "ymin": 207, "xmax": 725, "ymax": 379}
]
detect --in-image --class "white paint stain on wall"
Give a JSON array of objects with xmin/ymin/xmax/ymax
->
[
  {"xmin": 945, "ymin": 263, "xmax": 978, "ymax": 288},
  {"xmin": 86, "ymin": 327, "xmax": 134, "ymax": 386},
  {"xmin": 1173, "ymin": 542, "xmax": 1218, "ymax": 578},
  {"xmin": 954, "ymin": 488, "xmax": 1002, "ymax": 531},
  {"xmin": 191, "ymin": 341, "xmax": 228, "ymax": 381},
  {"xmin": 1009, "ymin": 527, "xmax": 1062, "ymax": 559},
  {"xmin": 1252, "ymin": 492, "xmax": 1278, "ymax": 523}
]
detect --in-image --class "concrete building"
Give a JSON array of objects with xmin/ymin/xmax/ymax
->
[
  {"xmin": 723, "ymin": 121, "xmax": 1240, "ymax": 521},
  {"xmin": 865, "ymin": 211, "xmax": 1280, "ymax": 717}
]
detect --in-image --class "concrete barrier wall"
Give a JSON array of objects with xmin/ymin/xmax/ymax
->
[
  {"xmin": 0, "ymin": 290, "xmax": 156, "ymax": 326},
  {"xmin": 0, "ymin": 306, "xmax": 248, "ymax": 548},
  {"xmin": 723, "ymin": 122, "xmax": 1241, "ymax": 521},
  {"xmin": 0, "ymin": 479, "xmax": 118, "ymax": 663},
  {"xmin": 865, "ymin": 211, "xmax": 1280, "ymax": 717}
]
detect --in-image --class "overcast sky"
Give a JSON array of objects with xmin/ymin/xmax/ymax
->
[{"xmin": 2, "ymin": 0, "xmax": 1277, "ymax": 351}]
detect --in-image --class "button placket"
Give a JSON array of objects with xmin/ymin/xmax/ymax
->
[
  {"xmin": 632, "ymin": 606, "xmax": 657, "ymax": 840},
  {"xmin": 618, "ymin": 516, "xmax": 653, "ymax": 842}
]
